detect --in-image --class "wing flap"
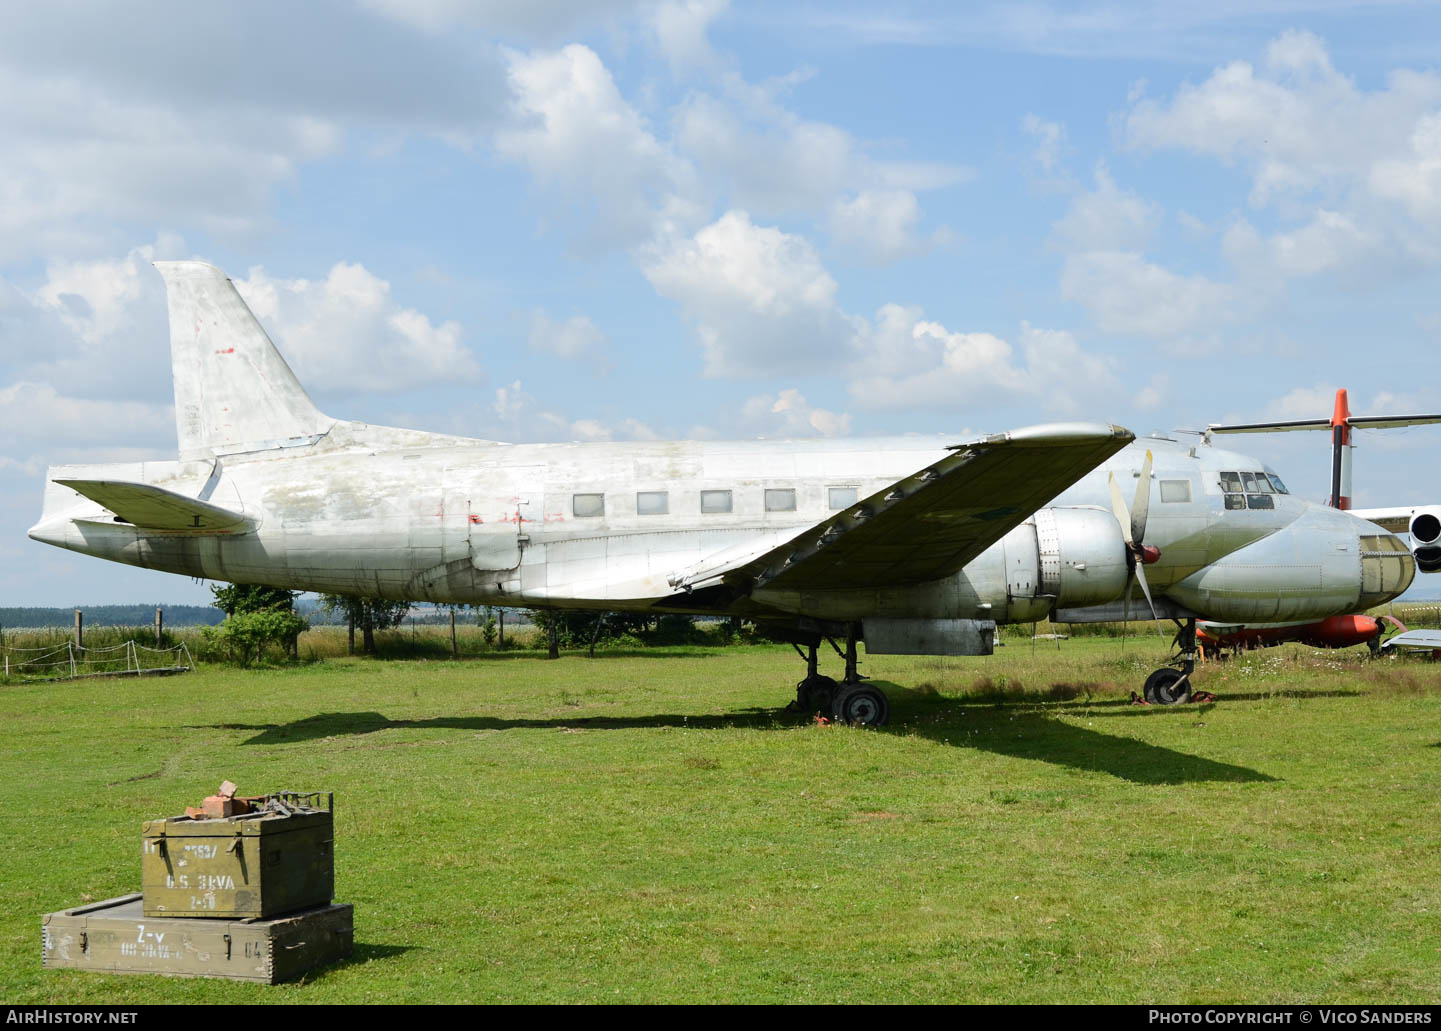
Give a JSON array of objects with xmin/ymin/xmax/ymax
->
[
  {"xmin": 56, "ymin": 479, "xmax": 254, "ymax": 533},
  {"xmin": 707, "ymin": 422, "xmax": 1133, "ymax": 593}
]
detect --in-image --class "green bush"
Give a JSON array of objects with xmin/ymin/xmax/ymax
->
[{"xmin": 200, "ymin": 609, "xmax": 308, "ymax": 667}]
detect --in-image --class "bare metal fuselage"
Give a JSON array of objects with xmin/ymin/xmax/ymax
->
[{"xmin": 30, "ymin": 426, "xmax": 1413, "ymax": 626}]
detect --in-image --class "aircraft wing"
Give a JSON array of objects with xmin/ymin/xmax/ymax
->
[
  {"xmin": 673, "ymin": 422, "xmax": 1133, "ymax": 594},
  {"xmin": 1348, "ymin": 506, "xmax": 1422, "ymax": 534},
  {"xmin": 55, "ymin": 479, "xmax": 254, "ymax": 533}
]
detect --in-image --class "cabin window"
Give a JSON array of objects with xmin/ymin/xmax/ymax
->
[
  {"xmin": 700, "ymin": 490, "xmax": 732, "ymax": 514},
  {"xmin": 1246, "ymin": 494, "xmax": 1275, "ymax": 510},
  {"xmin": 572, "ymin": 493, "xmax": 604, "ymax": 518},
  {"xmin": 1159, "ymin": 480, "xmax": 1191, "ymax": 503},
  {"xmin": 828, "ymin": 487, "xmax": 859, "ymax": 510},
  {"xmin": 1267, "ymin": 473, "xmax": 1290, "ymax": 495},
  {"xmin": 765, "ymin": 488, "xmax": 796, "ymax": 512},
  {"xmin": 637, "ymin": 491, "xmax": 668, "ymax": 515}
]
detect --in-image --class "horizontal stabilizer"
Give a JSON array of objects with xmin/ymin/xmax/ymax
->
[{"xmin": 55, "ymin": 479, "xmax": 253, "ymax": 533}]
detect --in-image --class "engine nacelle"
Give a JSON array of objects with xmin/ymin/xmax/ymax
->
[
  {"xmin": 1412, "ymin": 509, "xmax": 1441, "ymax": 573},
  {"xmin": 999, "ymin": 507, "xmax": 1129, "ymax": 616}
]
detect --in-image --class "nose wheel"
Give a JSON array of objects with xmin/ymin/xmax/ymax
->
[{"xmin": 1143, "ymin": 618, "xmax": 1197, "ymax": 705}]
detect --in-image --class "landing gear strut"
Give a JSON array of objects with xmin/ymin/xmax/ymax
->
[
  {"xmin": 1143, "ymin": 618, "xmax": 1196, "ymax": 705},
  {"xmin": 792, "ymin": 641, "xmax": 838, "ymax": 714},
  {"xmin": 790, "ymin": 624, "xmax": 890, "ymax": 726}
]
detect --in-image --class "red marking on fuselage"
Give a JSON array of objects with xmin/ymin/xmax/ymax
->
[
  {"xmin": 469, "ymin": 514, "xmax": 483, "ymax": 524},
  {"xmin": 215, "ymin": 347, "xmax": 235, "ymax": 354}
]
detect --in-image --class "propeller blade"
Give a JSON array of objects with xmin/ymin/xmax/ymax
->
[
  {"xmin": 1131, "ymin": 449, "xmax": 1153, "ymax": 546},
  {"xmin": 1108, "ymin": 472, "xmax": 1134, "ymax": 547},
  {"xmin": 1134, "ymin": 560, "xmax": 1165, "ymax": 637}
]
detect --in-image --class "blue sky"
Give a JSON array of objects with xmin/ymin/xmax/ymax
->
[{"xmin": 3, "ymin": 0, "xmax": 1441, "ymax": 606}]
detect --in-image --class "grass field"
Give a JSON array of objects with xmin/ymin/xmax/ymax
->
[{"xmin": 3, "ymin": 637, "xmax": 1440, "ymax": 1004}]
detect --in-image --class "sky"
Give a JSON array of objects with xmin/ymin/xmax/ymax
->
[{"xmin": 3, "ymin": 0, "xmax": 1441, "ymax": 607}]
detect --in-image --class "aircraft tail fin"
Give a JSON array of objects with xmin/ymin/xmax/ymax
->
[{"xmin": 154, "ymin": 261, "xmax": 333, "ymax": 460}]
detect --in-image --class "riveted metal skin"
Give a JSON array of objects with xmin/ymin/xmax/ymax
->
[
  {"xmin": 42, "ymin": 894, "xmax": 352, "ymax": 983},
  {"xmin": 141, "ymin": 809, "xmax": 333, "ymax": 919}
]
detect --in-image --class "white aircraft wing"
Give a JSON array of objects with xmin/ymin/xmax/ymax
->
[
  {"xmin": 1349, "ymin": 506, "xmax": 1425, "ymax": 534},
  {"xmin": 55, "ymin": 479, "xmax": 254, "ymax": 533},
  {"xmin": 675, "ymin": 422, "xmax": 1133, "ymax": 594}
]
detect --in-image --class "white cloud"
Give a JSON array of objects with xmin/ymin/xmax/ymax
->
[
  {"xmin": 357, "ymin": 0, "xmax": 640, "ymax": 39},
  {"xmin": 527, "ymin": 309, "xmax": 609, "ymax": 369},
  {"xmin": 1223, "ymin": 209, "xmax": 1380, "ymax": 280},
  {"xmin": 1059, "ymin": 251, "xmax": 1235, "ymax": 339},
  {"xmin": 1369, "ymin": 112, "xmax": 1441, "ymax": 222},
  {"xmin": 828, "ymin": 189, "xmax": 947, "ymax": 265},
  {"xmin": 672, "ymin": 76, "xmax": 967, "ymax": 260},
  {"xmin": 1023, "ymin": 113, "xmax": 1067, "ymax": 173},
  {"xmin": 234, "ymin": 263, "xmax": 479, "ymax": 395},
  {"xmin": 1124, "ymin": 28, "xmax": 1441, "ymax": 269},
  {"xmin": 486, "ymin": 379, "xmax": 660, "ymax": 442},
  {"xmin": 642, "ymin": 210, "xmax": 860, "ymax": 376},
  {"xmin": 1135, "ymin": 372, "xmax": 1170, "ymax": 412},
  {"xmin": 7, "ymin": 242, "xmax": 177, "ymax": 402},
  {"xmin": 0, "ymin": 6, "xmax": 511, "ymax": 262},
  {"xmin": 0, "ymin": 381, "xmax": 173, "ymax": 456},
  {"xmin": 847, "ymin": 314, "xmax": 1118, "ymax": 415},
  {"xmin": 740, "ymin": 388, "xmax": 851, "ymax": 437},
  {"xmin": 651, "ymin": 0, "xmax": 730, "ymax": 76},
  {"xmin": 1051, "ymin": 167, "xmax": 1161, "ymax": 252},
  {"xmin": 496, "ymin": 44, "xmax": 705, "ymax": 247}
]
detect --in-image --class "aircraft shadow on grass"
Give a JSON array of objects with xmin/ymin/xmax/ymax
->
[{"xmin": 202, "ymin": 681, "xmax": 1275, "ymax": 785}]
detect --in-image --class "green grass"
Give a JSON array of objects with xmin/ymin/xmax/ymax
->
[{"xmin": 3, "ymin": 639, "xmax": 1440, "ymax": 1003}]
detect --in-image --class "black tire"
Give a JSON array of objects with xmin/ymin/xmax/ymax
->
[
  {"xmin": 1143, "ymin": 668, "xmax": 1191, "ymax": 706},
  {"xmin": 830, "ymin": 684, "xmax": 890, "ymax": 727},
  {"xmin": 802, "ymin": 675, "xmax": 839, "ymax": 713}
]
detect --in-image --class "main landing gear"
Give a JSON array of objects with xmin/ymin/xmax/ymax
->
[
  {"xmin": 1142, "ymin": 617, "xmax": 1198, "ymax": 705},
  {"xmin": 791, "ymin": 624, "xmax": 891, "ymax": 727}
]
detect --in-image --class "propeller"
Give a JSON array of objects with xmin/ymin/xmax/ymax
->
[{"xmin": 1108, "ymin": 449, "xmax": 1164, "ymax": 637}]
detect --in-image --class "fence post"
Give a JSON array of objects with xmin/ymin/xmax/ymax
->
[
  {"xmin": 498, "ymin": 609, "xmax": 504, "ymax": 647},
  {"xmin": 155, "ymin": 608, "xmax": 163, "ymax": 647},
  {"xmin": 69, "ymin": 641, "xmax": 77, "ymax": 678},
  {"xmin": 74, "ymin": 609, "xmax": 83, "ymax": 650},
  {"xmin": 347, "ymin": 612, "xmax": 355, "ymax": 656},
  {"xmin": 450, "ymin": 608, "xmax": 457, "ymax": 658}
]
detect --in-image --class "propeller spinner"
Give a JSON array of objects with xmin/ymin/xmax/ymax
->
[{"xmin": 1108, "ymin": 450, "xmax": 1164, "ymax": 636}]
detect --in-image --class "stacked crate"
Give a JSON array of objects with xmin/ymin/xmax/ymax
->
[{"xmin": 42, "ymin": 791, "xmax": 352, "ymax": 983}]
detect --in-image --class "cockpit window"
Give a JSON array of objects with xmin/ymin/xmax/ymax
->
[
  {"xmin": 1267, "ymin": 473, "xmax": 1289, "ymax": 495},
  {"xmin": 1241, "ymin": 471, "xmax": 1261, "ymax": 493},
  {"xmin": 1249, "ymin": 471, "xmax": 1274, "ymax": 493},
  {"xmin": 1246, "ymin": 494, "xmax": 1275, "ymax": 510},
  {"xmin": 1219, "ymin": 471, "xmax": 1243, "ymax": 493}
]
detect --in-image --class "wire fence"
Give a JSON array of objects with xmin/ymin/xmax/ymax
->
[{"xmin": 1, "ymin": 639, "xmax": 193, "ymax": 682}]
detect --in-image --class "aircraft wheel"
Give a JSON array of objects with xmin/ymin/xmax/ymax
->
[
  {"xmin": 830, "ymin": 684, "xmax": 890, "ymax": 727},
  {"xmin": 801, "ymin": 675, "xmax": 838, "ymax": 713},
  {"xmin": 1143, "ymin": 668, "xmax": 1191, "ymax": 706}
]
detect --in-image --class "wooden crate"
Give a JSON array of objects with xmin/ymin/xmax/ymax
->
[
  {"xmin": 42, "ymin": 894, "xmax": 353, "ymax": 984},
  {"xmin": 142, "ymin": 807, "xmax": 333, "ymax": 919}
]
